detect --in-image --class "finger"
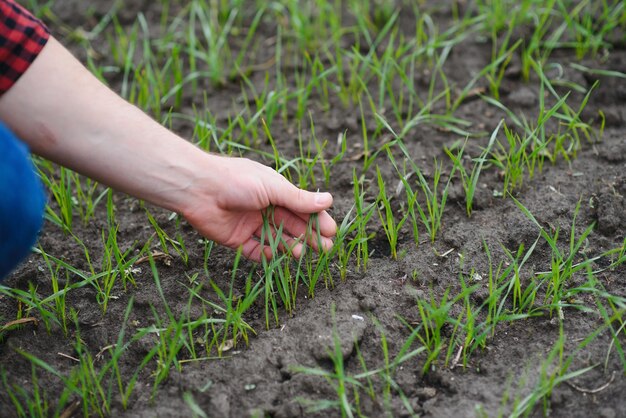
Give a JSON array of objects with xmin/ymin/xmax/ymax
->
[
  {"xmin": 272, "ymin": 207, "xmax": 309, "ymax": 240},
  {"xmin": 253, "ymin": 223, "xmax": 302, "ymax": 256},
  {"xmin": 292, "ymin": 209, "xmax": 337, "ymax": 238},
  {"xmin": 239, "ymin": 214, "xmax": 334, "ymax": 261},
  {"xmin": 271, "ymin": 207, "xmax": 334, "ymax": 252},
  {"xmin": 240, "ymin": 238, "xmax": 273, "ymax": 262},
  {"xmin": 274, "ymin": 207, "xmax": 337, "ymax": 238},
  {"xmin": 264, "ymin": 175, "xmax": 334, "ymax": 215},
  {"xmin": 317, "ymin": 210, "xmax": 337, "ymax": 237},
  {"xmin": 271, "ymin": 205, "xmax": 337, "ymax": 239}
]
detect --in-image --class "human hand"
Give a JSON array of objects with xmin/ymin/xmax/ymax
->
[
  {"xmin": 179, "ymin": 154, "xmax": 336, "ymax": 261},
  {"xmin": 0, "ymin": 36, "xmax": 334, "ymax": 262}
]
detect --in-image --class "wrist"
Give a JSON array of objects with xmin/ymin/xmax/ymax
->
[{"xmin": 167, "ymin": 149, "xmax": 224, "ymax": 218}]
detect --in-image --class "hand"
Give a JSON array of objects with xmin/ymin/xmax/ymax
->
[
  {"xmin": 180, "ymin": 155, "xmax": 336, "ymax": 261},
  {"xmin": 0, "ymin": 37, "xmax": 336, "ymax": 262}
]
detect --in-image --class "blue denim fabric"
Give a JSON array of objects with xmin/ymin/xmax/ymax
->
[{"xmin": 0, "ymin": 123, "xmax": 46, "ymax": 281}]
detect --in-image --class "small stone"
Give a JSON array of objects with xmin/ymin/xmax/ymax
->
[
  {"xmin": 309, "ymin": 316, "xmax": 367, "ymax": 361},
  {"xmin": 550, "ymin": 387, "xmax": 566, "ymax": 406},
  {"xmin": 504, "ymin": 65, "xmax": 522, "ymax": 79},
  {"xmin": 248, "ymin": 408, "xmax": 265, "ymax": 418},
  {"xmin": 599, "ymin": 407, "xmax": 616, "ymax": 418},
  {"xmin": 599, "ymin": 137, "xmax": 626, "ymax": 163},
  {"xmin": 325, "ymin": 115, "xmax": 341, "ymax": 130},
  {"xmin": 601, "ymin": 108, "xmax": 624, "ymax": 127},
  {"xmin": 358, "ymin": 298, "xmax": 377, "ymax": 312},
  {"xmin": 209, "ymin": 391, "xmax": 230, "ymax": 417},
  {"xmin": 273, "ymin": 401, "xmax": 303, "ymax": 418},
  {"xmin": 415, "ymin": 387, "xmax": 437, "ymax": 400},
  {"xmin": 470, "ymin": 287, "xmax": 490, "ymax": 305},
  {"xmin": 346, "ymin": 115, "xmax": 358, "ymax": 132},
  {"xmin": 508, "ymin": 87, "xmax": 537, "ymax": 107}
]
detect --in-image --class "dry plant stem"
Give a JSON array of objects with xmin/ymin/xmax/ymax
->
[{"xmin": 566, "ymin": 372, "xmax": 616, "ymax": 394}]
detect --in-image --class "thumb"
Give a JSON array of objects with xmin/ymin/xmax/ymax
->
[{"xmin": 267, "ymin": 179, "xmax": 333, "ymax": 214}]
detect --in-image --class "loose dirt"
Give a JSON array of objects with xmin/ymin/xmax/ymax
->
[{"xmin": 1, "ymin": 1, "xmax": 625, "ymax": 417}]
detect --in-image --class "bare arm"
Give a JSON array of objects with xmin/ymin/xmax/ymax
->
[
  {"xmin": 0, "ymin": 37, "xmax": 336, "ymax": 260},
  {"xmin": 0, "ymin": 37, "xmax": 214, "ymax": 213}
]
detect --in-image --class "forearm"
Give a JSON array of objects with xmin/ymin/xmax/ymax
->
[
  {"xmin": 0, "ymin": 35, "xmax": 335, "ymax": 259},
  {"xmin": 0, "ymin": 37, "xmax": 208, "ymax": 214}
]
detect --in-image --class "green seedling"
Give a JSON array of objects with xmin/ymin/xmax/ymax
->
[
  {"xmin": 406, "ymin": 286, "xmax": 469, "ymax": 374},
  {"xmin": 311, "ymin": 308, "xmax": 358, "ymax": 418},
  {"xmin": 415, "ymin": 157, "xmax": 452, "ymax": 243},
  {"xmin": 146, "ymin": 257, "xmax": 187, "ymax": 390},
  {"xmin": 293, "ymin": 306, "xmax": 424, "ymax": 417},
  {"xmin": 231, "ymin": 6, "xmax": 265, "ymax": 79},
  {"xmin": 475, "ymin": 0, "xmax": 511, "ymax": 33},
  {"xmin": 352, "ymin": 170, "xmax": 377, "ymax": 271},
  {"xmin": 598, "ymin": 298, "xmax": 626, "ymax": 374},
  {"xmin": 257, "ymin": 206, "xmax": 294, "ymax": 327},
  {"xmin": 1, "ymin": 231, "xmax": 144, "ymax": 333},
  {"xmin": 555, "ymin": 0, "xmax": 625, "ymax": 59},
  {"xmin": 375, "ymin": 166, "xmax": 406, "ymax": 260},
  {"xmin": 400, "ymin": 143, "xmax": 455, "ymax": 242},
  {"xmin": 1, "ymin": 364, "xmax": 68, "ymax": 418},
  {"xmin": 510, "ymin": 328, "xmax": 594, "ymax": 417},
  {"xmin": 145, "ymin": 209, "xmax": 189, "ymax": 265},
  {"xmin": 520, "ymin": 0, "xmax": 559, "ymax": 82},
  {"xmin": 499, "ymin": 236, "xmax": 543, "ymax": 315},
  {"xmin": 294, "ymin": 119, "xmax": 321, "ymax": 191},
  {"xmin": 486, "ymin": 23, "xmax": 521, "ymax": 100},
  {"xmin": 36, "ymin": 157, "xmax": 106, "ymax": 229},
  {"xmin": 104, "ymin": 298, "xmax": 147, "ymax": 409},
  {"xmin": 36, "ymin": 162, "xmax": 75, "ymax": 233},
  {"xmin": 331, "ymin": 177, "xmax": 376, "ymax": 280},
  {"xmin": 208, "ymin": 249, "xmax": 259, "ymax": 352},
  {"xmin": 332, "ymin": 205, "xmax": 360, "ymax": 281},
  {"xmin": 385, "ymin": 151, "xmax": 420, "ymax": 249},
  {"xmin": 483, "ymin": 60, "xmax": 600, "ymax": 173},
  {"xmin": 258, "ymin": 211, "xmax": 334, "ymax": 322},
  {"xmin": 476, "ymin": 238, "xmax": 538, "ymax": 345},
  {"xmin": 2, "ymin": 298, "xmax": 168, "ymax": 416},
  {"xmin": 95, "ymin": 191, "xmax": 138, "ymax": 312},
  {"xmin": 300, "ymin": 214, "xmax": 334, "ymax": 295},
  {"xmin": 183, "ymin": 391, "xmax": 210, "ymax": 418},
  {"xmin": 455, "ymin": 267, "xmax": 484, "ymax": 368},
  {"xmin": 367, "ymin": 318, "xmax": 420, "ymax": 415},
  {"xmin": 142, "ymin": 256, "xmax": 229, "ymax": 394},
  {"xmin": 451, "ymin": 40, "xmax": 523, "ymax": 112},
  {"xmin": 261, "ymin": 118, "xmax": 294, "ymax": 183},
  {"xmin": 444, "ymin": 119, "xmax": 503, "ymax": 216},
  {"xmin": 189, "ymin": 0, "xmax": 238, "ymax": 86},
  {"xmin": 489, "ymin": 123, "xmax": 537, "ymax": 196},
  {"xmin": 312, "ymin": 124, "xmax": 347, "ymax": 189},
  {"xmin": 38, "ymin": 247, "xmax": 70, "ymax": 335},
  {"xmin": 513, "ymin": 197, "xmax": 595, "ymax": 317},
  {"xmin": 378, "ymin": 116, "xmax": 457, "ymax": 243}
]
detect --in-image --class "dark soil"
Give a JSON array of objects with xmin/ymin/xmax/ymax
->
[{"xmin": 1, "ymin": 1, "xmax": 625, "ymax": 417}]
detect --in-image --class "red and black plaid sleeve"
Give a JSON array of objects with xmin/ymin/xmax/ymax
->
[{"xmin": 0, "ymin": 0, "xmax": 49, "ymax": 94}]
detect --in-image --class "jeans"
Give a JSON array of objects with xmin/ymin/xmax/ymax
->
[{"xmin": 0, "ymin": 123, "xmax": 46, "ymax": 281}]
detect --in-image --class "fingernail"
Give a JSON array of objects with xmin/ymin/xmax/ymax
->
[
  {"xmin": 315, "ymin": 192, "xmax": 331, "ymax": 205},
  {"xmin": 292, "ymin": 243, "xmax": 304, "ymax": 258}
]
